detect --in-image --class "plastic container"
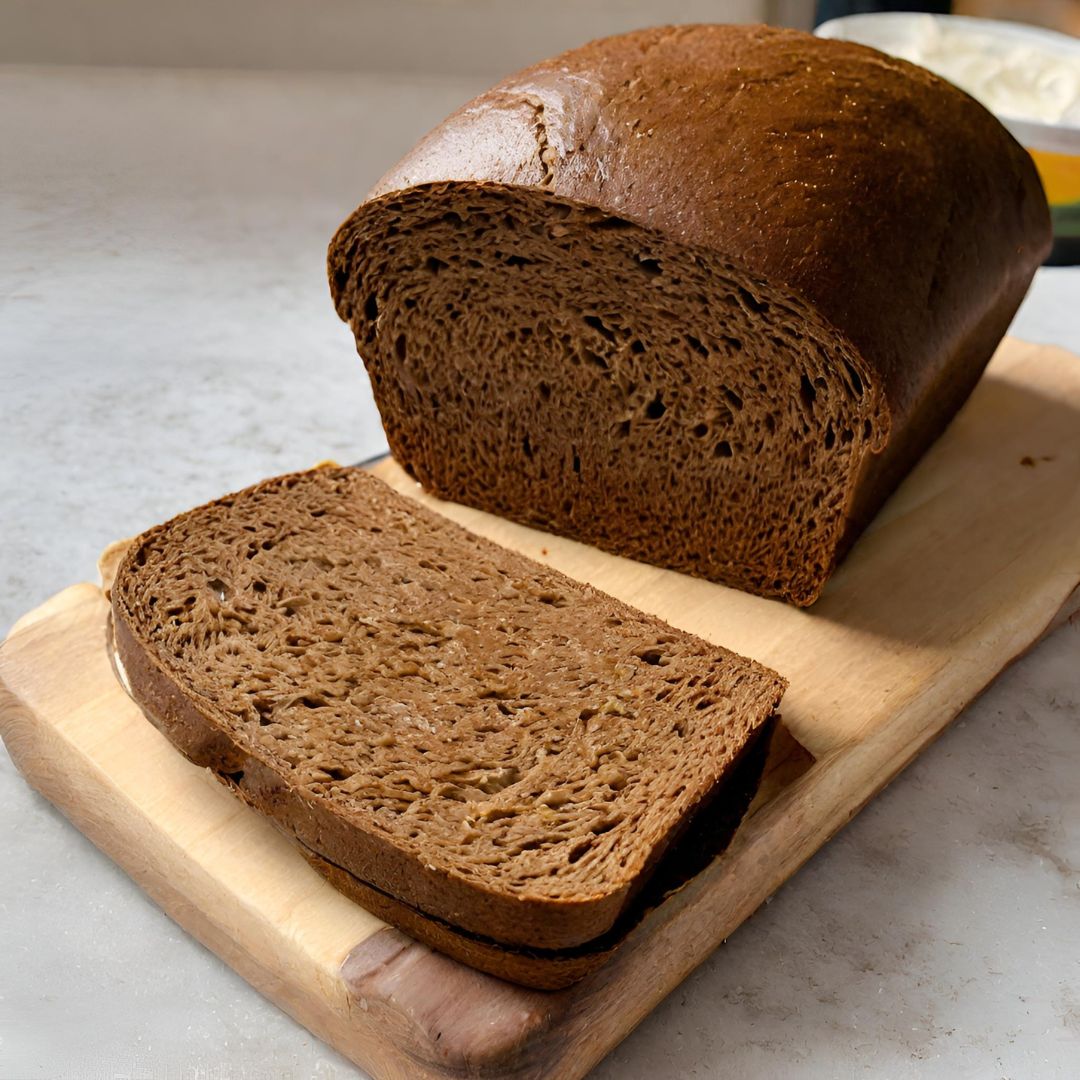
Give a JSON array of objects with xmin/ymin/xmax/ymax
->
[{"xmin": 816, "ymin": 12, "xmax": 1080, "ymax": 264}]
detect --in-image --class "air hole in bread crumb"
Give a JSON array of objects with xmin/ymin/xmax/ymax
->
[
  {"xmin": 630, "ymin": 338, "xmax": 646, "ymax": 354},
  {"xmin": 394, "ymin": 334, "xmax": 407, "ymax": 360},
  {"xmin": 692, "ymin": 423, "xmax": 709, "ymax": 438},
  {"xmin": 737, "ymin": 286, "xmax": 769, "ymax": 314},
  {"xmin": 843, "ymin": 360, "xmax": 864, "ymax": 397},
  {"xmin": 637, "ymin": 649, "xmax": 663, "ymax": 666},
  {"xmin": 538, "ymin": 381, "xmax": 551, "ymax": 400},
  {"xmin": 426, "ymin": 256, "xmax": 448, "ymax": 274},
  {"xmin": 800, "ymin": 374, "xmax": 817, "ymax": 410},
  {"xmin": 567, "ymin": 841, "xmax": 590, "ymax": 864},
  {"xmin": 364, "ymin": 294, "xmax": 378, "ymax": 321},
  {"xmin": 206, "ymin": 578, "xmax": 229, "ymax": 601},
  {"xmin": 715, "ymin": 441, "xmax": 733, "ymax": 458},
  {"xmin": 637, "ymin": 257, "xmax": 662, "ymax": 276},
  {"xmin": 723, "ymin": 386, "xmax": 743, "ymax": 409},
  {"xmin": 523, "ymin": 435, "xmax": 533, "ymax": 459},
  {"xmin": 645, "ymin": 394, "xmax": 666, "ymax": 420},
  {"xmin": 584, "ymin": 315, "xmax": 617, "ymax": 344},
  {"xmin": 685, "ymin": 334, "xmax": 709, "ymax": 357}
]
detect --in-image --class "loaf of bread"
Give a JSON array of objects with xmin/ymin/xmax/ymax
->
[
  {"xmin": 328, "ymin": 24, "xmax": 1051, "ymax": 605},
  {"xmin": 111, "ymin": 466, "xmax": 785, "ymax": 984}
]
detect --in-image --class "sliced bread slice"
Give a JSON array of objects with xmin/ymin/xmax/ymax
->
[
  {"xmin": 292, "ymin": 711, "xmax": 774, "ymax": 988},
  {"xmin": 111, "ymin": 466, "xmax": 786, "ymax": 955}
]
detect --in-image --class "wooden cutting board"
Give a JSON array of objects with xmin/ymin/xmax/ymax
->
[{"xmin": 2, "ymin": 336, "xmax": 1079, "ymax": 1080}]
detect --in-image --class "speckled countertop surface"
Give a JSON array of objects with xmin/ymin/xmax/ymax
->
[{"xmin": 2, "ymin": 64, "xmax": 1078, "ymax": 1080}]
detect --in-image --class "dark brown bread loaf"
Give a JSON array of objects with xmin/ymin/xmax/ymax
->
[
  {"xmin": 328, "ymin": 24, "xmax": 1051, "ymax": 605},
  {"xmin": 111, "ymin": 466, "xmax": 785, "ymax": 958}
]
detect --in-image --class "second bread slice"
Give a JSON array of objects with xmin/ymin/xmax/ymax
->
[{"xmin": 111, "ymin": 466, "xmax": 786, "ymax": 954}]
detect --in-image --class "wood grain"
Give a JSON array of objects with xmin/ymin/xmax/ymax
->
[{"xmin": 2, "ymin": 337, "xmax": 1079, "ymax": 1078}]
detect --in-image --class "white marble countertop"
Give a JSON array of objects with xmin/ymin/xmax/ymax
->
[{"xmin": 2, "ymin": 64, "xmax": 1078, "ymax": 1079}]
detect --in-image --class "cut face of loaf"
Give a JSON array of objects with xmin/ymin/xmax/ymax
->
[
  {"xmin": 329, "ymin": 24, "xmax": 1051, "ymax": 605},
  {"xmin": 111, "ymin": 467, "xmax": 786, "ymax": 954},
  {"xmin": 333, "ymin": 184, "xmax": 885, "ymax": 605}
]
